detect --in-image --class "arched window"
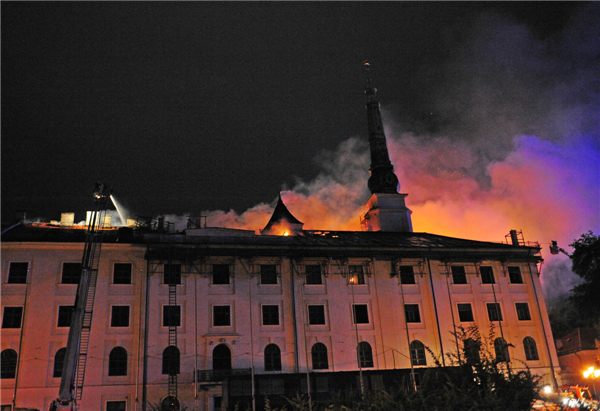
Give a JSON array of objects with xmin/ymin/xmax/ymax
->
[
  {"xmin": 162, "ymin": 346, "xmax": 180, "ymax": 375},
  {"xmin": 410, "ymin": 340, "xmax": 427, "ymax": 366},
  {"xmin": 494, "ymin": 338, "xmax": 510, "ymax": 362},
  {"xmin": 464, "ymin": 338, "xmax": 481, "ymax": 364},
  {"xmin": 264, "ymin": 344, "xmax": 282, "ymax": 371},
  {"xmin": 213, "ymin": 344, "xmax": 232, "ymax": 371},
  {"xmin": 311, "ymin": 343, "xmax": 328, "ymax": 370},
  {"xmin": 108, "ymin": 346, "xmax": 127, "ymax": 376},
  {"xmin": 1, "ymin": 349, "xmax": 18, "ymax": 379},
  {"xmin": 523, "ymin": 337, "xmax": 539, "ymax": 361},
  {"xmin": 357, "ymin": 341, "xmax": 373, "ymax": 368},
  {"xmin": 53, "ymin": 348, "xmax": 67, "ymax": 378},
  {"xmin": 161, "ymin": 396, "xmax": 180, "ymax": 411}
]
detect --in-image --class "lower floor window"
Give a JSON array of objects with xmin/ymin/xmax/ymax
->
[{"xmin": 106, "ymin": 401, "xmax": 126, "ymax": 411}]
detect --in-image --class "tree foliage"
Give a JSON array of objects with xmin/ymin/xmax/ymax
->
[{"xmin": 568, "ymin": 231, "xmax": 600, "ymax": 326}]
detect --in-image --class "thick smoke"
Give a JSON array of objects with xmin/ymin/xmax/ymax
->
[{"xmin": 155, "ymin": 6, "xmax": 598, "ymax": 303}]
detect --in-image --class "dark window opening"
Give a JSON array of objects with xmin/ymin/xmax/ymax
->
[
  {"xmin": 213, "ymin": 344, "xmax": 232, "ymax": 371},
  {"xmin": 1, "ymin": 349, "xmax": 17, "ymax": 379},
  {"xmin": 516, "ymin": 303, "xmax": 531, "ymax": 321},
  {"xmin": 352, "ymin": 304, "xmax": 369, "ymax": 324},
  {"xmin": 508, "ymin": 266, "xmax": 523, "ymax": 284},
  {"xmin": 400, "ymin": 266, "xmax": 415, "ymax": 284},
  {"xmin": 264, "ymin": 344, "xmax": 282, "ymax": 371},
  {"xmin": 163, "ymin": 306, "xmax": 181, "ymax": 327},
  {"xmin": 57, "ymin": 306, "xmax": 75, "ymax": 327},
  {"xmin": 62, "ymin": 262, "xmax": 82, "ymax": 284},
  {"xmin": 213, "ymin": 306, "xmax": 231, "ymax": 326},
  {"xmin": 410, "ymin": 340, "xmax": 427, "ymax": 366},
  {"xmin": 358, "ymin": 342, "xmax": 373, "ymax": 368},
  {"xmin": 523, "ymin": 337, "xmax": 539, "ymax": 361},
  {"xmin": 110, "ymin": 306, "xmax": 130, "ymax": 327},
  {"xmin": 311, "ymin": 343, "xmax": 328, "ymax": 370},
  {"xmin": 260, "ymin": 265, "xmax": 277, "ymax": 285},
  {"xmin": 164, "ymin": 264, "xmax": 181, "ymax": 285},
  {"xmin": 494, "ymin": 338, "xmax": 510, "ymax": 362},
  {"xmin": 108, "ymin": 347, "xmax": 127, "ymax": 376},
  {"xmin": 464, "ymin": 338, "xmax": 481, "ymax": 364},
  {"xmin": 162, "ymin": 346, "xmax": 180, "ymax": 375},
  {"xmin": 305, "ymin": 265, "xmax": 322, "ymax": 285},
  {"xmin": 457, "ymin": 303, "xmax": 474, "ymax": 322},
  {"xmin": 262, "ymin": 305, "xmax": 279, "ymax": 325},
  {"xmin": 404, "ymin": 304, "xmax": 421, "ymax": 323},
  {"xmin": 7, "ymin": 262, "xmax": 28, "ymax": 284},
  {"xmin": 106, "ymin": 401, "xmax": 126, "ymax": 411},
  {"xmin": 212, "ymin": 264, "xmax": 230, "ymax": 285},
  {"xmin": 113, "ymin": 263, "xmax": 132, "ymax": 284},
  {"xmin": 479, "ymin": 266, "xmax": 495, "ymax": 284},
  {"xmin": 2, "ymin": 307, "xmax": 23, "ymax": 329},
  {"xmin": 451, "ymin": 266, "xmax": 467, "ymax": 284},
  {"xmin": 53, "ymin": 348, "xmax": 66, "ymax": 378},
  {"xmin": 308, "ymin": 305, "xmax": 326, "ymax": 325},
  {"xmin": 487, "ymin": 303, "xmax": 503, "ymax": 322}
]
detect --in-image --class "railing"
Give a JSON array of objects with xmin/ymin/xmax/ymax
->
[{"xmin": 196, "ymin": 368, "xmax": 252, "ymax": 382}]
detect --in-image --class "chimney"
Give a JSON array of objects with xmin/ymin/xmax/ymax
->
[{"xmin": 510, "ymin": 230, "xmax": 520, "ymax": 246}]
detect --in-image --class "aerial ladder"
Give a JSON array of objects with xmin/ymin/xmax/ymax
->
[{"xmin": 50, "ymin": 182, "xmax": 112, "ymax": 411}]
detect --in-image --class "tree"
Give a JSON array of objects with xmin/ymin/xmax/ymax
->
[{"xmin": 568, "ymin": 231, "xmax": 600, "ymax": 327}]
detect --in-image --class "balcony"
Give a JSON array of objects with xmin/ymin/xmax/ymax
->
[{"xmin": 196, "ymin": 368, "xmax": 252, "ymax": 382}]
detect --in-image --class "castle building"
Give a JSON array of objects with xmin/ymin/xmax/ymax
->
[{"xmin": 1, "ymin": 66, "xmax": 559, "ymax": 411}]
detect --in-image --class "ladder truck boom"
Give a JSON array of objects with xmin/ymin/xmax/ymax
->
[{"xmin": 50, "ymin": 182, "xmax": 112, "ymax": 411}]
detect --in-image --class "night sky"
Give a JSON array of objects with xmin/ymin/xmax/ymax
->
[{"xmin": 3, "ymin": 2, "xmax": 593, "ymax": 221}]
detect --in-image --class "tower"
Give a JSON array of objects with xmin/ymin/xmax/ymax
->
[{"xmin": 361, "ymin": 62, "xmax": 413, "ymax": 232}]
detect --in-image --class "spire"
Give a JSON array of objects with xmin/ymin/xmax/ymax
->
[
  {"xmin": 363, "ymin": 62, "xmax": 400, "ymax": 194},
  {"xmin": 261, "ymin": 194, "xmax": 304, "ymax": 235}
]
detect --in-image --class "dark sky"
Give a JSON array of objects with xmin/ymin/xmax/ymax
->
[{"xmin": 1, "ymin": 2, "xmax": 590, "ymax": 224}]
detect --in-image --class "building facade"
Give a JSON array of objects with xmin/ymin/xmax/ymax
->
[{"xmin": 1, "ymin": 224, "xmax": 560, "ymax": 411}]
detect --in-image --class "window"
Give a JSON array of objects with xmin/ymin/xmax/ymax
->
[
  {"xmin": 262, "ymin": 305, "xmax": 279, "ymax": 325},
  {"xmin": 410, "ymin": 340, "xmax": 427, "ymax": 366},
  {"xmin": 352, "ymin": 304, "xmax": 369, "ymax": 324},
  {"xmin": 113, "ymin": 263, "xmax": 132, "ymax": 284},
  {"xmin": 264, "ymin": 344, "xmax": 282, "ymax": 371},
  {"xmin": 106, "ymin": 401, "xmax": 126, "ymax": 411},
  {"xmin": 508, "ymin": 266, "xmax": 523, "ymax": 284},
  {"xmin": 308, "ymin": 305, "xmax": 326, "ymax": 325},
  {"xmin": 164, "ymin": 264, "xmax": 181, "ymax": 285},
  {"xmin": 7, "ymin": 262, "xmax": 28, "ymax": 284},
  {"xmin": 163, "ymin": 306, "xmax": 181, "ymax": 327},
  {"xmin": 311, "ymin": 343, "xmax": 328, "ymax": 370},
  {"xmin": 162, "ymin": 346, "xmax": 180, "ymax": 375},
  {"xmin": 399, "ymin": 266, "xmax": 415, "ymax": 285},
  {"xmin": 457, "ymin": 303, "xmax": 474, "ymax": 322},
  {"xmin": 349, "ymin": 265, "xmax": 365, "ymax": 285},
  {"xmin": 358, "ymin": 342, "xmax": 373, "ymax": 368},
  {"xmin": 523, "ymin": 337, "xmax": 539, "ymax": 361},
  {"xmin": 305, "ymin": 265, "xmax": 322, "ymax": 285},
  {"xmin": 1, "ymin": 349, "xmax": 17, "ymax": 379},
  {"xmin": 212, "ymin": 264, "xmax": 230, "ymax": 285},
  {"xmin": 213, "ymin": 306, "xmax": 231, "ymax": 326},
  {"xmin": 486, "ymin": 303, "xmax": 503, "ymax": 321},
  {"xmin": 494, "ymin": 338, "xmax": 510, "ymax": 362},
  {"xmin": 108, "ymin": 347, "xmax": 127, "ymax": 376},
  {"xmin": 2, "ymin": 307, "xmax": 23, "ymax": 329},
  {"xmin": 53, "ymin": 348, "xmax": 66, "ymax": 378},
  {"xmin": 57, "ymin": 306, "xmax": 75, "ymax": 327},
  {"xmin": 464, "ymin": 338, "xmax": 481, "ymax": 364},
  {"xmin": 451, "ymin": 266, "xmax": 467, "ymax": 284},
  {"xmin": 61, "ymin": 262, "xmax": 82, "ymax": 284},
  {"xmin": 110, "ymin": 306, "xmax": 130, "ymax": 327},
  {"xmin": 213, "ymin": 344, "xmax": 231, "ymax": 370},
  {"xmin": 404, "ymin": 304, "xmax": 421, "ymax": 323},
  {"xmin": 260, "ymin": 265, "xmax": 277, "ymax": 285},
  {"xmin": 479, "ymin": 266, "xmax": 495, "ymax": 284},
  {"xmin": 516, "ymin": 303, "xmax": 531, "ymax": 321}
]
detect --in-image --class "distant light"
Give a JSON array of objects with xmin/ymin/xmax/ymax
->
[{"xmin": 543, "ymin": 385, "xmax": 552, "ymax": 394}]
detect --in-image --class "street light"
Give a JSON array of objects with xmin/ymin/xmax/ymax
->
[{"xmin": 583, "ymin": 366, "xmax": 600, "ymax": 399}]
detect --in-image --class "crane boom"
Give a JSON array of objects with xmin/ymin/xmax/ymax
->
[{"xmin": 51, "ymin": 182, "xmax": 112, "ymax": 411}]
